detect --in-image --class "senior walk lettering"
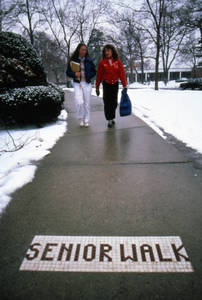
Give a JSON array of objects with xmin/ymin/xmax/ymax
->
[{"xmin": 20, "ymin": 236, "xmax": 193, "ymax": 272}]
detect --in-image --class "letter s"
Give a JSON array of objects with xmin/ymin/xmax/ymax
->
[{"xmin": 25, "ymin": 243, "xmax": 41, "ymax": 260}]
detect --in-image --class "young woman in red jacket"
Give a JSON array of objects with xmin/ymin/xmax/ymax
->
[{"xmin": 96, "ymin": 44, "xmax": 127, "ymax": 128}]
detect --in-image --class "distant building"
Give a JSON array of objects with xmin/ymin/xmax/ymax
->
[{"xmin": 134, "ymin": 67, "xmax": 192, "ymax": 82}]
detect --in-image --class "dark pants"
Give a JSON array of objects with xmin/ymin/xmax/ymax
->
[{"xmin": 102, "ymin": 81, "xmax": 119, "ymax": 121}]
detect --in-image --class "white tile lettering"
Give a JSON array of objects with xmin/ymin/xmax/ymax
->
[{"xmin": 20, "ymin": 236, "xmax": 193, "ymax": 272}]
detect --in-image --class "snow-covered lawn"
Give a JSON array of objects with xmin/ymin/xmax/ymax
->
[
  {"xmin": 127, "ymin": 89, "xmax": 202, "ymax": 154},
  {"xmin": 129, "ymin": 80, "xmax": 183, "ymax": 89},
  {"xmin": 0, "ymin": 110, "xmax": 68, "ymax": 215}
]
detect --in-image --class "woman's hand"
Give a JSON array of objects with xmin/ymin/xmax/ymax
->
[
  {"xmin": 96, "ymin": 88, "xmax": 100, "ymax": 96},
  {"xmin": 75, "ymin": 72, "xmax": 81, "ymax": 78}
]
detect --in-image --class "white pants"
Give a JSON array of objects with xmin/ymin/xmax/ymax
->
[{"xmin": 73, "ymin": 81, "xmax": 92, "ymax": 123}]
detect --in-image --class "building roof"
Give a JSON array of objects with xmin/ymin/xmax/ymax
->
[{"xmin": 136, "ymin": 67, "xmax": 192, "ymax": 73}]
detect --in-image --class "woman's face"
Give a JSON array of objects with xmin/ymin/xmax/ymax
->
[
  {"xmin": 105, "ymin": 48, "xmax": 113, "ymax": 58},
  {"xmin": 79, "ymin": 45, "xmax": 87, "ymax": 57}
]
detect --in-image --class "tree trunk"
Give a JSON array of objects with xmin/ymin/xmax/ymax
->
[
  {"xmin": 154, "ymin": 58, "xmax": 159, "ymax": 90},
  {"xmin": 26, "ymin": 0, "xmax": 34, "ymax": 45},
  {"xmin": 66, "ymin": 42, "xmax": 71, "ymax": 63},
  {"xmin": 53, "ymin": 69, "xmax": 59, "ymax": 84},
  {"xmin": 162, "ymin": 54, "xmax": 168, "ymax": 85},
  {"xmin": 164, "ymin": 70, "xmax": 168, "ymax": 85},
  {"xmin": 155, "ymin": 33, "xmax": 160, "ymax": 90},
  {"xmin": 140, "ymin": 52, "xmax": 144, "ymax": 84},
  {"xmin": 129, "ymin": 65, "xmax": 134, "ymax": 83},
  {"xmin": 0, "ymin": 0, "xmax": 2, "ymax": 32},
  {"xmin": 199, "ymin": 26, "xmax": 202, "ymax": 42}
]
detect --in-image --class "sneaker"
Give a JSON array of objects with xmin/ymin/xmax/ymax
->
[
  {"xmin": 84, "ymin": 122, "xmax": 90, "ymax": 128},
  {"xmin": 108, "ymin": 120, "xmax": 113, "ymax": 128},
  {"xmin": 80, "ymin": 120, "xmax": 84, "ymax": 127}
]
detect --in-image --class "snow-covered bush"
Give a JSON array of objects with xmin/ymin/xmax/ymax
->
[
  {"xmin": 0, "ymin": 85, "xmax": 64, "ymax": 125},
  {"xmin": 0, "ymin": 31, "xmax": 47, "ymax": 89},
  {"xmin": 0, "ymin": 32, "xmax": 65, "ymax": 125}
]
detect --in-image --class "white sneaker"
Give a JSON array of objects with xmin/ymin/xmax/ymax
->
[
  {"xmin": 80, "ymin": 120, "xmax": 84, "ymax": 127},
  {"xmin": 84, "ymin": 122, "xmax": 90, "ymax": 128}
]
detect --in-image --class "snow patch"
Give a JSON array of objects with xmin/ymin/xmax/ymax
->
[
  {"xmin": 127, "ymin": 89, "xmax": 202, "ymax": 154},
  {"xmin": 129, "ymin": 80, "xmax": 183, "ymax": 89},
  {"xmin": 0, "ymin": 109, "xmax": 68, "ymax": 215}
]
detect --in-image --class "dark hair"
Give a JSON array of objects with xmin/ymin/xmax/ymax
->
[
  {"xmin": 69, "ymin": 43, "xmax": 89, "ymax": 62},
  {"xmin": 102, "ymin": 44, "xmax": 119, "ymax": 60}
]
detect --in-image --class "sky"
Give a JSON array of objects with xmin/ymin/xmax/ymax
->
[{"xmin": 3, "ymin": 0, "xmax": 196, "ymax": 70}]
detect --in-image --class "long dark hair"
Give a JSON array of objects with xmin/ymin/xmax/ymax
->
[
  {"xmin": 69, "ymin": 43, "xmax": 89, "ymax": 63},
  {"xmin": 102, "ymin": 44, "xmax": 119, "ymax": 60}
]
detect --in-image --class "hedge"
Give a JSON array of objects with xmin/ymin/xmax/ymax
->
[
  {"xmin": 0, "ymin": 31, "xmax": 47, "ymax": 89},
  {"xmin": 0, "ymin": 84, "xmax": 64, "ymax": 125}
]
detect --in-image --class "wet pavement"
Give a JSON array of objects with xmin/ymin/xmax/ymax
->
[{"xmin": 0, "ymin": 90, "xmax": 202, "ymax": 299}]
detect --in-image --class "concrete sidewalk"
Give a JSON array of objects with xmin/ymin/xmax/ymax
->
[{"xmin": 0, "ymin": 91, "xmax": 202, "ymax": 299}]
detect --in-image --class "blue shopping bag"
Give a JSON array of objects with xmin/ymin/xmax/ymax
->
[{"xmin": 119, "ymin": 89, "xmax": 132, "ymax": 117}]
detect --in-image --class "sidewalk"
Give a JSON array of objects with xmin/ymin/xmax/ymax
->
[{"xmin": 0, "ymin": 91, "xmax": 202, "ymax": 300}]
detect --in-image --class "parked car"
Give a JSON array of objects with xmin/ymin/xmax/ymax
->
[
  {"xmin": 175, "ymin": 78, "xmax": 188, "ymax": 83},
  {"xmin": 180, "ymin": 78, "xmax": 202, "ymax": 90}
]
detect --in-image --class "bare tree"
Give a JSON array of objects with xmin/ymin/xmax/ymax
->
[
  {"xmin": 117, "ymin": 0, "xmax": 166, "ymax": 89},
  {"xmin": 143, "ymin": 0, "xmax": 165, "ymax": 90},
  {"xmin": 121, "ymin": 16, "xmax": 149, "ymax": 83},
  {"xmin": 161, "ymin": 0, "xmax": 187, "ymax": 84},
  {"xmin": 34, "ymin": 31, "xmax": 66, "ymax": 83},
  {"xmin": 134, "ymin": 28, "xmax": 149, "ymax": 83},
  {"xmin": 39, "ymin": 0, "xmax": 79, "ymax": 62},
  {"xmin": 180, "ymin": 0, "xmax": 202, "ymax": 40},
  {"xmin": 24, "ymin": 0, "xmax": 34, "ymax": 44},
  {"xmin": 107, "ymin": 10, "xmax": 138, "ymax": 83},
  {"xmin": 75, "ymin": 0, "xmax": 109, "ymax": 46},
  {"xmin": 0, "ymin": 0, "xmax": 17, "ymax": 32},
  {"xmin": 179, "ymin": 33, "xmax": 199, "ymax": 78},
  {"xmin": 12, "ymin": 0, "xmax": 42, "ymax": 45},
  {"xmin": 108, "ymin": 5, "xmax": 150, "ymax": 84},
  {"xmin": 178, "ymin": 0, "xmax": 202, "ymax": 66},
  {"xmin": 39, "ymin": 0, "xmax": 109, "ymax": 67}
]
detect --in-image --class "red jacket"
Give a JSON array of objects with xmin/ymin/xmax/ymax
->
[{"xmin": 96, "ymin": 58, "xmax": 127, "ymax": 88}]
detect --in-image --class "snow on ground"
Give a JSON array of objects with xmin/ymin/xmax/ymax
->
[
  {"xmin": 129, "ymin": 80, "xmax": 183, "ymax": 89},
  {"xmin": 63, "ymin": 87, "xmax": 74, "ymax": 92},
  {"xmin": 0, "ymin": 110, "xmax": 68, "ymax": 215},
  {"xmin": 127, "ymin": 89, "xmax": 202, "ymax": 154}
]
